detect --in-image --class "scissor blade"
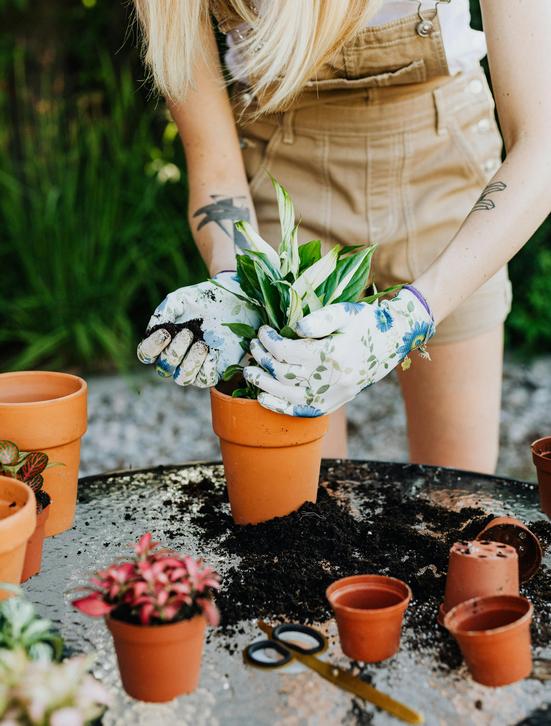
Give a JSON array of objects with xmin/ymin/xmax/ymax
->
[
  {"xmin": 256, "ymin": 621, "xmax": 422, "ymax": 724},
  {"xmin": 294, "ymin": 651, "xmax": 423, "ymax": 724}
]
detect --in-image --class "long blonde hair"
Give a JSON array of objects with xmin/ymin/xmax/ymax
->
[{"xmin": 133, "ymin": 0, "xmax": 383, "ymax": 113}]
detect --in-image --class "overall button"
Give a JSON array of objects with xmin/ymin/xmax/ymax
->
[
  {"xmin": 484, "ymin": 159, "xmax": 500, "ymax": 173},
  {"xmin": 477, "ymin": 118, "xmax": 491, "ymax": 132},
  {"xmin": 468, "ymin": 79, "xmax": 484, "ymax": 95}
]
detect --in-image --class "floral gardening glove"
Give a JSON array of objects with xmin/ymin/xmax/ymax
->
[
  {"xmin": 137, "ymin": 272, "xmax": 260, "ymax": 388},
  {"xmin": 243, "ymin": 286, "xmax": 435, "ymax": 416}
]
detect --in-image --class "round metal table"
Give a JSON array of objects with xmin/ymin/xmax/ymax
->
[{"xmin": 25, "ymin": 460, "xmax": 551, "ymax": 725}]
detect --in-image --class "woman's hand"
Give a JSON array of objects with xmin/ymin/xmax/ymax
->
[
  {"xmin": 137, "ymin": 272, "xmax": 260, "ymax": 388},
  {"xmin": 243, "ymin": 287, "xmax": 435, "ymax": 416}
]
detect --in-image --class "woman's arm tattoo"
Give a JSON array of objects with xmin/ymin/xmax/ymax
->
[
  {"xmin": 193, "ymin": 195, "xmax": 251, "ymax": 248},
  {"xmin": 471, "ymin": 181, "xmax": 507, "ymax": 212}
]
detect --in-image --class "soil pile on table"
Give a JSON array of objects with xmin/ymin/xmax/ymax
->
[{"xmin": 172, "ymin": 461, "xmax": 550, "ymax": 671}]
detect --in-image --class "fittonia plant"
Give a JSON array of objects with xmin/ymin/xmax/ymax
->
[
  {"xmin": 0, "ymin": 589, "xmax": 63, "ymax": 662},
  {"xmin": 0, "ymin": 440, "xmax": 55, "ymax": 514},
  {"xmin": 214, "ymin": 177, "xmax": 401, "ymax": 398}
]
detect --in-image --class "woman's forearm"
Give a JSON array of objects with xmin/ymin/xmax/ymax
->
[{"xmin": 414, "ymin": 139, "xmax": 551, "ymax": 324}]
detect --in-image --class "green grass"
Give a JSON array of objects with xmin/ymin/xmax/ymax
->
[{"xmin": 0, "ymin": 53, "xmax": 205, "ymax": 371}]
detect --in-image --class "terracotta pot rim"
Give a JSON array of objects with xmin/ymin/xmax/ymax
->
[
  {"xmin": 0, "ymin": 371, "xmax": 87, "ymax": 409},
  {"xmin": 326, "ymin": 574, "xmax": 412, "ymax": 616},
  {"xmin": 475, "ymin": 517, "xmax": 542, "ymax": 582},
  {"xmin": 106, "ymin": 612, "xmax": 206, "ymax": 642},
  {"xmin": 444, "ymin": 595, "xmax": 533, "ymax": 638},
  {"xmin": 211, "ymin": 386, "xmax": 328, "ymax": 418},
  {"xmin": 0, "ymin": 476, "xmax": 37, "ymax": 551}
]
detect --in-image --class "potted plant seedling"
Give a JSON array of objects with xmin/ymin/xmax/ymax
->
[
  {"xmin": 0, "ymin": 440, "xmax": 54, "ymax": 581},
  {"xmin": 0, "ymin": 587, "xmax": 63, "ymax": 661},
  {"xmin": 73, "ymin": 533, "xmax": 220, "ymax": 702},
  {"xmin": 211, "ymin": 177, "xmax": 401, "ymax": 525},
  {"xmin": 0, "ymin": 649, "xmax": 110, "ymax": 724}
]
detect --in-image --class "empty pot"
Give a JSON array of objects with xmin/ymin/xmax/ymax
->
[
  {"xmin": 476, "ymin": 516, "xmax": 542, "ymax": 582},
  {"xmin": 444, "ymin": 595, "xmax": 533, "ymax": 687},
  {"xmin": 439, "ymin": 540, "xmax": 519, "ymax": 625},
  {"xmin": 531, "ymin": 436, "xmax": 551, "ymax": 519},
  {"xmin": 326, "ymin": 574, "xmax": 411, "ymax": 663}
]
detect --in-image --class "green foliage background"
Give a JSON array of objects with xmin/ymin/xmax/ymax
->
[{"xmin": 0, "ymin": 0, "xmax": 549, "ymax": 372}]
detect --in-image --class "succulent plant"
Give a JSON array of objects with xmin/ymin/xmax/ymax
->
[
  {"xmin": 0, "ymin": 589, "xmax": 63, "ymax": 662},
  {"xmin": 0, "ymin": 649, "xmax": 110, "ymax": 725},
  {"xmin": 215, "ymin": 177, "xmax": 401, "ymax": 398},
  {"xmin": 0, "ymin": 440, "xmax": 53, "ymax": 513},
  {"xmin": 73, "ymin": 533, "xmax": 221, "ymax": 626}
]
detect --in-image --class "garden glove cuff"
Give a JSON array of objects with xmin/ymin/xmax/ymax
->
[
  {"xmin": 243, "ymin": 286, "xmax": 435, "ymax": 416},
  {"xmin": 137, "ymin": 272, "xmax": 260, "ymax": 388}
]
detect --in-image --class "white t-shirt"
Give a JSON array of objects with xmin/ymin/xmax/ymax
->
[{"xmin": 225, "ymin": 0, "xmax": 487, "ymax": 80}]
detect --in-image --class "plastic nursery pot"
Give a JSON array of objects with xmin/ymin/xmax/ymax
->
[
  {"xmin": 210, "ymin": 388, "xmax": 329, "ymax": 525},
  {"xmin": 438, "ymin": 540, "xmax": 519, "ymax": 625},
  {"xmin": 326, "ymin": 574, "xmax": 412, "ymax": 663},
  {"xmin": 21, "ymin": 505, "xmax": 50, "ymax": 582},
  {"xmin": 0, "ymin": 475, "xmax": 36, "ymax": 599},
  {"xmin": 106, "ymin": 614, "xmax": 206, "ymax": 702},
  {"xmin": 444, "ymin": 595, "xmax": 533, "ymax": 687},
  {"xmin": 0, "ymin": 371, "xmax": 87, "ymax": 537},
  {"xmin": 531, "ymin": 436, "xmax": 551, "ymax": 519},
  {"xmin": 475, "ymin": 516, "xmax": 543, "ymax": 583}
]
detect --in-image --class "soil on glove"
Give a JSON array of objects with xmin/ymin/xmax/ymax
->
[
  {"xmin": 168, "ymin": 461, "xmax": 551, "ymax": 672},
  {"xmin": 147, "ymin": 319, "xmax": 204, "ymax": 343}
]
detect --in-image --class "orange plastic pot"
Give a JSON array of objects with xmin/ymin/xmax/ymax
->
[
  {"xmin": 21, "ymin": 505, "xmax": 50, "ymax": 582},
  {"xmin": 444, "ymin": 595, "xmax": 533, "ymax": 686},
  {"xmin": 210, "ymin": 388, "xmax": 329, "ymax": 525},
  {"xmin": 531, "ymin": 436, "xmax": 551, "ymax": 519},
  {"xmin": 438, "ymin": 540, "xmax": 519, "ymax": 625},
  {"xmin": 0, "ymin": 371, "xmax": 87, "ymax": 536},
  {"xmin": 106, "ymin": 614, "xmax": 206, "ymax": 702},
  {"xmin": 475, "ymin": 516, "xmax": 542, "ymax": 582},
  {"xmin": 326, "ymin": 574, "xmax": 411, "ymax": 663},
  {"xmin": 0, "ymin": 476, "xmax": 36, "ymax": 599}
]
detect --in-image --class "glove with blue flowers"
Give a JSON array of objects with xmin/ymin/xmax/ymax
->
[
  {"xmin": 243, "ymin": 286, "xmax": 435, "ymax": 416},
  {"xmin": 137, "ymin": 272, "xmax": 260, "ymax": 388}
]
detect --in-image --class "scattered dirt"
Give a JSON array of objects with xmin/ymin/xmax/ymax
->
[
  {"xmin": 147, "ymin": 319, "xmax": 204, "ymax": 343},
  {"xmin": 165, "ymin": 461, "xmax": 551, "ymax": 673}
]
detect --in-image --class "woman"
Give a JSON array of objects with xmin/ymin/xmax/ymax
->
[{"xmin": 135, "ymin": 0, "xmax": 551, "ymax": 474}]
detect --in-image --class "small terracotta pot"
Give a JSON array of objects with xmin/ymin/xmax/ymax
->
[
  {"xmin": 0, "ymin": 476, "xmax": 36, "ymax": 599},
  {"xmin": 0, "ymin": 371, "xmax": 87, "ymax": 536},
  {"xmin": 210, "ymin": 388, "xmax": 329, "ymax": 525},
  {"xmin": 439, "ymin": 540, "xmax": 519, "ymax": 625},
  {"xmin": 531, "ymin": 436, "xmax": 551, "ymax": 519},
  {"xmin": 21, "ymin": 505, "xmax": 50, "ymax": 582},
  {"xmin": 326, "ymin": 574, "xmax": 411, "ymax": 663},
  {"xmin": 444, "ymin": 595, "xmax": 533, "ymax": 687},
  {"xmin": 476, "ymin": 516, "xmax": 542, "ymax": 582},
  {"xmin": 106, "ymin": 614, "xmax": 206, "ymax": 702}
]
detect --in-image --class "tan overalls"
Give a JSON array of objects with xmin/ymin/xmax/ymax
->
[{"xmin": 212, "ymin": 2, "xmax": 512, "ymax": 344}]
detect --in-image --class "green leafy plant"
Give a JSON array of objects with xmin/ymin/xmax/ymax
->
[
  {"xmin": 214, "ymin": 177, "xmax": 401, "ymax": 398},
  {"xmin": 0, "ymin": 440, "xmax": 55, "ymax": 514},
  {"xmin": 0, "ymin": 589, "xmax": 63, "ymax": 662}
]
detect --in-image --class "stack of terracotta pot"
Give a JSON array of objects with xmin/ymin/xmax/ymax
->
[
  {"xmin": 0, "ymin": 371, "xmax": 87, "ymax": 598},
  {"xmin": 440, "ymin": 516, "xmax": 542, "ymax": 687}
]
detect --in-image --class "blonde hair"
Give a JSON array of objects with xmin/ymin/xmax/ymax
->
[{"xmin": 133, "ymin": 0, "xmax": 383, "ymax": 113}]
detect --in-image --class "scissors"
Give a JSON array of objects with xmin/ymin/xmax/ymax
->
[{"xmin": 244, "ymin": 621, "xmax": 424, "ymax": 725}]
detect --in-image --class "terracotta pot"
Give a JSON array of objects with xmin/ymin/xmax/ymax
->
[
  {"xmin": 0, "ymin": 476, "xmax": 36, "ymax": 599},
  {"xmin": 106, "ymin": 614, "xmax": 206, "ymax": 701},
  {"xmin": 531, "ymin": 436, "xmax": 551, "ymax": 518},
  {"xmin": 438, "ymin": 540, "xmax": 519, "ymax": 625},
  {"xmin": 0, "ymin": 371, "xmax": 87, "ymax": 536},
  {"xmin": 21, "ymin": 505, "xmax": 50, "ymax": 582},
  {"xmin": 210, "ymin": 388, "xmax": 329, "ymax": 525},
  {"xmin": 444, "ymin": 595, "xmax": 533, "ymax": 687},
  {"xmin": 476, "ymin": 516, "xmax": 542, "ymax": 582},
  {"xmin": 326, "ymin": 574, "xmax": 411, "ymax": 663}
]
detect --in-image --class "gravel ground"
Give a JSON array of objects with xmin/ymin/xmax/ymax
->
[{"xmin": 81, "ymin": 356, "xmax": 551, "ymax": 482}]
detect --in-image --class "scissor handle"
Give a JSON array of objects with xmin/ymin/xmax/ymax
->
[
  {"xmin": 244, "ymin": 639, "xmax": 293, "ymax": 668},
  {"xmin": 272, "ymin": 623, "xmax": 326, "ymax": 655}
]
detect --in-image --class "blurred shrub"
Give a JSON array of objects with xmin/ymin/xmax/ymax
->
[{"xmin": 0, "ymin": 52, "xmax": 204, "ymax": 371}]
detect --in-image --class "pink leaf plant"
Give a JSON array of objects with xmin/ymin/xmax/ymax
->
[{"xmin": 73, "ymin": 534, "xmax": 221, "ymax": 627}]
